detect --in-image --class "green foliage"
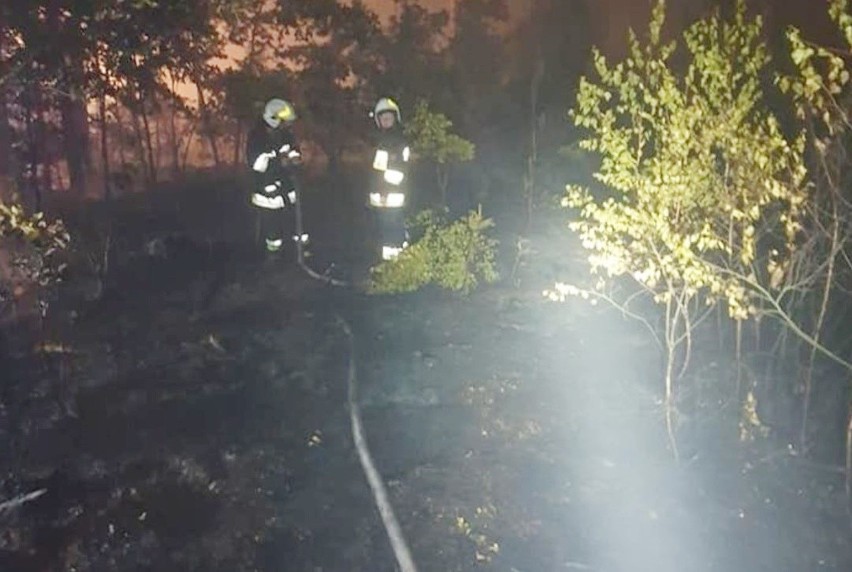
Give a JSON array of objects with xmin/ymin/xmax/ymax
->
[
  {"xmin": 778, "ymin": 0, "xmax": 852, "ymax": 131},
  {"xmin": 564, "ymin": 0, "xmax": 807, "ymax": 320},
  {"xmin": 369, "ymin": 209, "xmax": 498, "ymax": 295},
  {"xmin": 771, "ymin": 0, "xmax": 852, "ymax": 377},
  {"xmin": 405, "ymin": 100, "xmax": 475, "ymax": 165},
  {"xmin": 830, "ymin": 0, "xmax": 852, "ymax": 46},
  {"xmin": 0, "ymin": 198, "xmax": 70, "ymax": 293},
  {"xmin": 404, "ymin": 99, "xmax": 476, "ymax": 204},
  {"xmin": 1, "ymin": 0, "xmax": 224, "ymax": 94},
  {"xmin": 0, "ymin": 202, "xmax": 67, "ymax": 247}
]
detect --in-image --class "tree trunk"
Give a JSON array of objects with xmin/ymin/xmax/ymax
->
[
  {"xmin": 233, "ymin": 121, "xmax": 243, "ymax": 167},
  {"xmin": 60, "ymin": 87, "xmax": 91, "ymax": 195},
  {"xmin": 168, "ymin": 87, "xmax": 182, "ymax": 178},
  {"xmin": 437, "ymin": 164, "xmax": 449, "ymax": 208},
  {"xmin": 139, "ymin": 102, "xmax": 157, "ymax": 184},
  {"xmin": 46, "ymin": 0, "xmax": 90, "ymax": 195},
  {"xmin": 195, "ymin": 81, "xmax": 220, "ymax": 167},
  {"xmin": 99, "ymin": 93, "xmax": 111, "ymax": 201},
  {"xmin": 181, "ymin": 123, "xmax": 198, "ymax": 172},
  {"xmin": 114, "ymin": 106, "xmax": 129, "ymax": 170},
  {"xmin": 152, "ymin": 104, "xmax": 163, "ymax": 177},
  {"xmin": 131, "ymin": 107, "xmax": 150, "ymax": 186}
]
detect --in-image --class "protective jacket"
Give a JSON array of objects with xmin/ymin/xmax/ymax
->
[
  {"xmin": 371, "ymin": 125, "xmax": 410, "ymax": 189},
  {"xmin": 245, "ymin": 118, "xmax": 303, "ymax": 253},
  {"xmin": 246, "ymin": 119, "xmax": 301, "ymax": 204}
]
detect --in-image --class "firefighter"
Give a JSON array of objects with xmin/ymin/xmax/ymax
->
[
  {"xmin": 369, "ymin": 97, "xmax": 411, "ymax": 260},
  {"xmin": 246, "ymin": 98, "xmax": 305, "ymax": 256}
]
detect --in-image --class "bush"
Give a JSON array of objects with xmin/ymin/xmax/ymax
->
[
  {"xmin": 369, "ymin": 208, "xmax": 498, "ymax": 295},
  {"xmin": 0, "ymin": 199, "xmax": 70, "ymax": 316}
]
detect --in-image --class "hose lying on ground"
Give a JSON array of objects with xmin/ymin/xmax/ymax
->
[
  {"xmin": 338, "ymin": 316, "xmax": 419, "ymax": 572},
  {"xmin": 294, "ymin": 226, "xmax": 418, "ymax": 571}
]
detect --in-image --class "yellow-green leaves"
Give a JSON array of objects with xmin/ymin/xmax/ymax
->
[
  {"xmin": 0, "ymin": 201, "xmax": 69, "ymax": 250},
  {"xmin": 829, "ymin": 0, "xmax": 852, "ymax": 48},
  {"xmin": 369, "ymin": 209, "xmax": 497, "ymax": 295},
  {"xmin": 779, "ymin": 0, "xmax": 851, "ymax": 129},
  {"xmin": 565, "ymin": 0, "xmax": 807, "ymax": 319},
  {"xmin": 404, "ymin": 100, "xmax": 475, "ymax": 165},
  {"xmin": 0, "ymin": 198, "xmax": 70, "ymax": 291}
]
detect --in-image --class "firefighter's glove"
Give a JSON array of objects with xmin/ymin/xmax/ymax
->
[{"xmin": 279, "ymin": 144, "xmax": 302, "ymax": 165}]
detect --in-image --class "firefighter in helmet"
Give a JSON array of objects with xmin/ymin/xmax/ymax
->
[
  {"xmin": 369, "ymin": 97, "xmax": 411, "ymax": 260},
  {"xmin": 246, "ymin": 98, "xmax": 306, "ymax": 256}
]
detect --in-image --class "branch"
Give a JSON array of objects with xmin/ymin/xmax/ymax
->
[
  {"xmin": 0, "ymin": 489, "xmax": 47, "ymax": 513},
  {"xmin": 673, "ymin": 299, "xmax": 715, "ymax": 348},
  {"xmin": 547, "ymin": 283, "xmax": 662, "ymax": 349},
  {"xmin": 717, "ymin": 265, "xmax": 852, "ymax": 373}
]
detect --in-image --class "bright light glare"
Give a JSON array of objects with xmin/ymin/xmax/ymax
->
[{"xmin": 540, "ymin": 285, "xmax": 706, "ymax": 571}]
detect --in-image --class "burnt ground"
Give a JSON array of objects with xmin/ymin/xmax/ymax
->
[{"xmin": 1, "ymin": 177, "xmax": 851, "ymax": 571}]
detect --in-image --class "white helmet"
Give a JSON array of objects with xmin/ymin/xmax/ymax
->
[
  {"xmin": 373, "ymin": 97, "xmax": 401, "ymax": 127},
  {"xmin": 263, "ymin": 98, "xmax": 296, "ymax": 128}
]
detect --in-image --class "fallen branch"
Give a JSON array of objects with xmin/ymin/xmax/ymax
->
[{"xmin": 0, "ymin": 489, "xmax": 47, "ymax": 513}]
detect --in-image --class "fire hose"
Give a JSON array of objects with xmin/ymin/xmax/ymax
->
[{"xmin": 292, "ymin": 179, "xmax": 418, "ymax": 572}]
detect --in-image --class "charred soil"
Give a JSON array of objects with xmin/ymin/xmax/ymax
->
[{"xmin": 1, "ymin": 182, "xmax": 850, "ymax": 571}]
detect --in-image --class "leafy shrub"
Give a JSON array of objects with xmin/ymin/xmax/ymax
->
[
  {"xmin": 369, "ymin": 208, "xmax": 498, "ymax": 295},
  {"xmin": 0, "ymin": 199, "xmax": 70, "ymax": 315},
  {"xmin": 404, "ymin": 100, "xmax": 476, "ymax": 206}
]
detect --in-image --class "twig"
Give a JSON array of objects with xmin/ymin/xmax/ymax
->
[
  {"xmin": 579, "ymin": 287, "xmax": 662, "ymax": 349},
  {"xmin": 712, "ymin": 265, "xmax": 852, "ymax": 373}
]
